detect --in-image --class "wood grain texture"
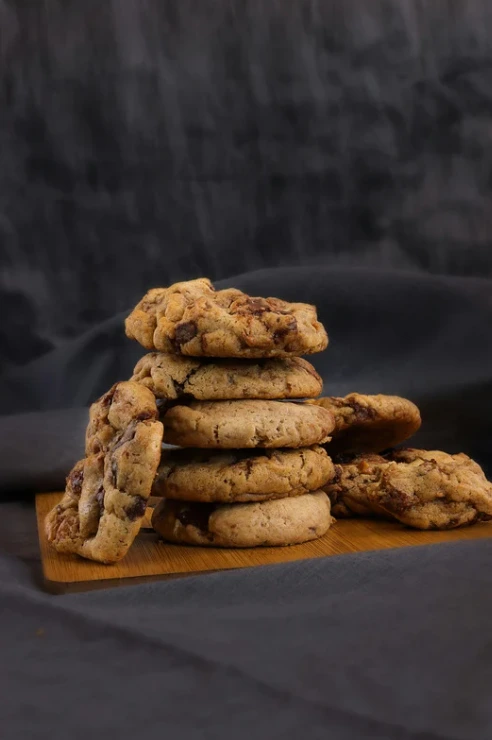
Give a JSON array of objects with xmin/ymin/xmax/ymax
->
[{"xmin": 37, "ymin": 492, "xmax": 492, "ymax": 593}]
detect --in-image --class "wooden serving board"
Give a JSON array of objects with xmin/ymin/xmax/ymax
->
[{"xmin": 36, "ymin": 492, "xmax": 492, "ymax": 593}]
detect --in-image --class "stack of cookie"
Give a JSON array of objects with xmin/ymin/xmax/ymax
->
[
  {"xmin": 45, "ymin": 278, "xmax": 337, "ymax": 563},
  {"xmin": 46, "ymin": 276, "xmax": 492, "ymax": 565},
  {"xmin": 127, "ymin": 278, "xmax": 337, "ymax": 548}
]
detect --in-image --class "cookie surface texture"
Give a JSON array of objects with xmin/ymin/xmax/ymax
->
[
  {"xmin": 85, "ymin": 380, "xmax": 159, "ymax": 455},
  {"xmin": 125, "ymin": 278, "xmax": 328, "ymax": 357},
  {"xmin": 324, "ymin": 448, "xmax": 492, "ymax": 529},
  {"xmin": 162, "ymin": 400, "xmax": 335, "ymax": 448},
  {"xmin": 151, "ymin": 491, "xmax": 333, "ymax": 547},
  {"xmin": 46, "ymin": 381, "xmax": 163, "ymax": 563},
  {"xmin": 309, "ymin": 393, "xmax": 421, "ymax": 454},
  {"xmin": 153, "ymin": 446, "xmax": 335, "ymax": 503},
  {"xmin": 132, "ymin": 353, "xmax": 323, "ymax": 400}
]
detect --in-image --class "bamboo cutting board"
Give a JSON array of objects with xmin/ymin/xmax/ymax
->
[{"xmin": 36, "ymin": 492, "xmax": 492, "ymax": 593}]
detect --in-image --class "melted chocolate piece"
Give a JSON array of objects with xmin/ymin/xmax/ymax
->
[
  {"xmin": 331, "ymin": 452, "xmax": 357, "ymax": 465},
  {"xmin": 348, "ymin": 402, "xmax": 378, "ymax": 423},
  {"xmin": 100, "ymin": 385, "xmax": 117, "ymax": 408},
  {"xmin": 175, "ymin": 502, "xmax": 216, "ymax": 532},
  {"xmin": 136, "ymin": 410, "xmax": 155, "ymax": 421},
  {"xmin": 233, "ymin": 297, "xmax": 269, "ymax": 316},
  {"xmin": 125, "ymin": 496, "xmax": 147, "ymax": 521},
  {"xmin": 95, "ymin": 485, "xmax": 105, "ymax": 514},
  {"xmin": 174, "ymin": 321, "xmax": 198, "ymax": 348},
  {"xmin": 273, "ymin": 317, "xmax": 298, "ymax": 342},
  {"xmin": 68, "ymin": 467, "xmax": 84, "ymax": 495},
  {"xmin": 379, "ymin": 485, "xmax": 414, "ymax": 514}
]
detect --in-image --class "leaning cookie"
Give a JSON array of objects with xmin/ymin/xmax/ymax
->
[
  {"xmin": 324, "ymin": 449, "xmax": 492, "ymax": 529},
  {"xmin": 162, "ymin": 400, "xmax": 334, "ymax": 448},
  {"xmin": 125, "ymin": 278, "xmax": 328, "ymax": 357},
  {"xmin": 85, "ymin": 380, "xmax": 159, "ymax": 455},
  {"xmin": 151, "ymin": 491, "xmax": 333, "ymax": 547},
  {"xmin": 152, "ymin": 446, "xmax": 335, "ymax": 503},
  {"xmin": 307, "ymin": 393, "xmax": 421, "ymax": 454},
  {"xmin": 132, "ymin": 353, "xmax": 323, "ymax": 400},
  {"xmin": 45, "ymin": 390, "xmax": 163, "ymax": 563}
]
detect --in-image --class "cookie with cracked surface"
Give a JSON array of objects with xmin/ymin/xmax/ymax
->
[
  {"xmin": 45, "ymin": 396, "xmax": 163, "ymax": 563},
  {"xmin": 131, "ymin": 353, "xmax": 323, "ymax": 400},
  {"xmin": 151, "ymin": 491, "xmax": 333, "ymax": 547},
  {"xmin": 152, "ymin": 445, "xmax": 335, "ymax": 503},
  {"xmin": 85, "ymin": 380, "xmax": 159, "ymax": 456},
  {"xmin": 125, "ymin": 278, "xmax": 328, "ymax": 357},
  {"xmin": 324, "ymin": 448, "xmax": 492, "ymax": 529},
  {"xmin": 162, "ymin": 400, "xmax": 335, "ymax": 448},
  {"xmin": 307, "ymin": 393, "xmax": 421, "ymax": 454}
]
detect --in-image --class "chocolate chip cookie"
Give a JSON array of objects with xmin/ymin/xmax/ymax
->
[
  {"xmin": 308, "ymin": 393, "xmax": 421, "ymax": 454},
  {"xmin": 325, "ymin": 448, "xmax": 492, "ymax": 529},
  {"xmin": 85, "ymin": 380, "xmax": 159, "ymax": 455},
  {"xmin": 45, "ymin": 384, "xmax": 163, "ymax": 563},
  {"xmin": 125, "ymin": 278, "xmax": 328, "ymax": 357},
  {"xmin": 151, "ymin": 491, "xmax": 333, "ymax": 547},
  {"xmin": 132, "ymin": 353, "xmax": 323, "ymax": 400},
  {"xmin": 162, "ymin": 400, "xmax": 335, "ymax": 449},
  {"xmin": 152, "ymin": 446, "xmax": 335, "ymax": 503}
]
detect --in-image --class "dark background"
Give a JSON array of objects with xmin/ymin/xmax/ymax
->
[{"xmin": 1, "ymin": 0, "xmax": 492, "ymax": 376}]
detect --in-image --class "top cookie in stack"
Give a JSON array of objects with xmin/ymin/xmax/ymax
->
[
  {"xmin": 125, "ymin": 279, "xmax": 336, "ymax": 549},
  {"xmin": 125, "ymin": 277, "xmax": 328, "ymax": 358}
]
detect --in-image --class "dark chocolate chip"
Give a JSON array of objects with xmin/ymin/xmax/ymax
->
[
  {"xmin": 176, "ymin": 502, "xmax": 216, "ymax": 532},
  {"xmin": 69, "ymin": 467, "xmax": 84, "ymax": 494},
  {"xmin": 136, "ymin": 410, "xmax": 155, "ymax": 421},
  {"xmin": 174, "ymin": 321, "xmax": 198, "ymax": 348},
  {"xmin": 349, "ymin": 402, "xmax": 377, "ymax": 423},
  {"xmin": 125, "ymin": 496, "xmax": 147, "ymax": 521},
  {"xmin": 95, "ymin": 485, "xmax": 105, "ymax": 514},
  {"xmin": 101, "ymin": 385, "xmax": 117, "ymax": 408}
]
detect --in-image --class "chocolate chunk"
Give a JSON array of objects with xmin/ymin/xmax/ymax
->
[
  {"xmin": 125, "ymin": 496, "xmax": 147, "ymax": 521},
  {"xmin": 446, "ymin": 516, "xmax": 460, "ymax": 529},
  {"xmin": 348, "ymin": 402, "xmax": 377, "ymax": 423},
  {"xmin": 112, "ymin": 422, "xmax": 138, "ymax": 452},
  {"xmin": 136, "ymin": 410, "xmax": 155, "ymax": 421},
  {"xmin": 273, "ymin": 317, "xmax": 297, "ymax": 343},
  {"xmin": 230, "ymin": 297, "xmax": 270, "ymax": 316},
  {"xmin": 175, "ymin": 502, "xmax": 216, "ymax": 532},
  {"xmin": 100, "ymin": 385, "xmax": 117, "ymax": 408},
  {"xmin": 68, "ymin": 467, "xmax": 84, "ymax": 495},
  {"xmin": 174, "ymin": 321, "xmax": 197, "ymax": 348},
  {"xmin": 332, "ymin": 453, "xmax": 357, "ymax": 465},
  {"xmin": 380, "ymin": 485, "xmax": 414, "ymax": 514},
  {"xmin": 332, "ymin": 464, "xmax": 343, "ymax": 486},
  {"xmin": 243, "ymin": 298, "xmax": 269, "ymax": 315},
  {"xmin": 244, "ymin": 458, "xmax": 254, "ymax": 477},
  {"xmin": 95, "ymin": 485, "xmax": 105, "ymax": 514},
  {"xmin": 477, "ymin": 512, "xmax": 492, "ymax": 522}
]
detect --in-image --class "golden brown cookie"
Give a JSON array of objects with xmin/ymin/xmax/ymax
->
[
  {"xmin": 162, "ymin": 400, "xmax": 335, "ymax": 449},
  {"xmin": 308, "ymin": 393, "xmax": 421, "ymax": 454},
  {"xmin": 85, "ymin": 380, "xmax": 159, "ymax": 455},
  {"xmin": 45, "ymin": 384, "xmax": 163, "ymax": 563},
  {"xmin": 125, "ymin": 278, "xmax": 328, "ymax": 357},
  {"xmin": 324, "ymin": 448, "xmax": 492, "ymax": 529},
  {"xmin": 131, "ymin": 353, "xmax": 323, "ymax": 400},
  {"xmin": 152, "ymin": 445, "xmax": 335, "ymax": 503},
  {"xmin": 151, "ymin": 491, "xmax": 333, "ymax": 547}
]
